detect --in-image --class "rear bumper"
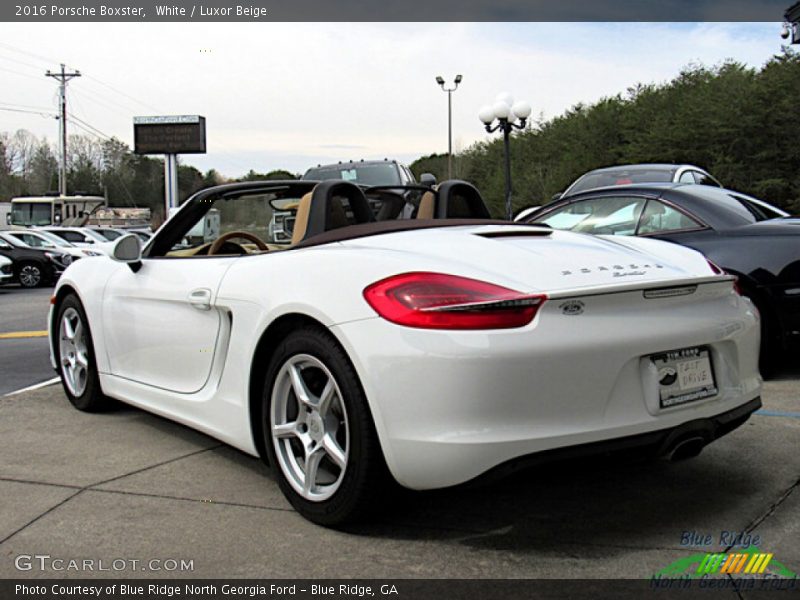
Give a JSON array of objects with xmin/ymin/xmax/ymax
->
[
  {"xmin": 473, "ymin": 396, "xmax": 761, "ymax": 485},
  {"xmin": 332, "ymin": 283, "xmax": 761, "ymax": 490}
]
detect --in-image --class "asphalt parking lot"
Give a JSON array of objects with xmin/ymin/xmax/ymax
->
[
  {"xmin": 0, "ymin": 285, "xmax": 798, "ymax": 581},
  {"xmin": 0, "ymin": 286, "xmax": 54, "ymax": 395}
]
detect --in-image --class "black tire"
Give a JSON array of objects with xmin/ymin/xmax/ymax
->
[
  {"xmin": 17, "ymin": 261, "xmax": 46, "ymax": 288},
  {"xmin": 261, "ymin": 325, "xmax": 389, "ymax": 526},
  {"xmin": 54, "ymin": 294, "xmax": 111, "ymax": 412}
]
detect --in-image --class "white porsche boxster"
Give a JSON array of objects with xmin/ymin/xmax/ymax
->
[{"xmin": 49, "ymin": 179, "xmax": 762, "ymax": 525}]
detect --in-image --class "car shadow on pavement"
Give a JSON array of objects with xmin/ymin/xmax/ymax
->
[
  {"xmin": 94, "ymin": 391, "xmax": 778, "ymax": 553},
  {"xmin": 340, "ymin": 451, "xmax": 764, "ymax": 555}
]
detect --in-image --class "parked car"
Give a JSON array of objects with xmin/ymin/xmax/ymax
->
[
  {"xmin": 90, "ymin": 227, "xmax": 128, "ymax": 242},
  {"xmin": 524, "ymin": 183, "xmax": 798, "ymax": 369},
  {"xmin": 287, "ymin": 158, "xmax": 424, "ymax": 241},
  {"xmin": 38, "ymin": 227, "xmax": 115, "ymax": 255},
  {"xmin": 50, "ymin": 179, "xmax": 760, "ymax": 525},
  {"xmin": 302, "ymin": 158, "xmax": 417, "ymax": 187},
  {"xmin": 0, "ymin": 236, "xmax": 72, "ymax": 287},
  {"xmin": 0, "ymin": 255, "xmax": 13, "ymax": 285},
  {"xmin": 555, "ymin": 164, "xmax": 722, "ymax": 201},
  {"xmin": 128, "ymin": 229, "xmax": 153, "ymax": 243},
  {"xmin": 0, "ymin": 230, "xmax": 103, "ymax": 260}
]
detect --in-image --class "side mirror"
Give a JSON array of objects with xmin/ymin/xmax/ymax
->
[
  {"xmin": 111, "ymin": 234, "xmax": 143, "ymax": 272},
  {"xmin": 551, "ymin": 192, "xmax": 563, "ymax": 202},
  {"xmin": 420, "ymin": 173, "xmax": 437, "ymax": 188},
  {"xmin": 5, "ymin": 214, "xmax": 10, "ymax": 225},
  {"xmin": 0, "ymin": 240, "xmax": 10, "ymax": 250}
]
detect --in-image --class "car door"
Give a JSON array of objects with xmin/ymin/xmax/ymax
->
[
  {"xmin": 101, "ymin": 257, "xmax": 237, "ymax": 393},
  {"xmin": 50, "ymin": 229, "xmax": 93, "ymax": 247}
]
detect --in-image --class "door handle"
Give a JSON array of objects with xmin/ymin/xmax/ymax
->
[{"xmin": 188, "ymin": 288, "xmax": 213, "ymax": 311}]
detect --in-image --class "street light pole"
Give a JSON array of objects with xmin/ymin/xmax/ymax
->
[
  {"xmin": 478, "ymin": 93, "xmax": 532, "ymax": 221},
  {"xmin": 436, "ymin": 75, "xmax": 462, "ymax": 179}
]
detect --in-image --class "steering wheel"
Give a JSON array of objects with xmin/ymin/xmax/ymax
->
[{"xmin": 208, "ymin": 231, "xmax": 269, "ymax": 255}]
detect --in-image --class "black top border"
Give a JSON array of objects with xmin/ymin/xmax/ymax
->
[{"xmin": 0, "ymin": 0, "xmax": 794, "ymax": 22}]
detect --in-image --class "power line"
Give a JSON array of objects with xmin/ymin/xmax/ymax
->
[
  {"xmin": 0, "ymin": 106, "xmax": 57, "ymax": 118},
  {"xmin": 0, "ymin": 100, "xmax": 58, "ymax": 112},
  {"xmin": 0, "ymin": 41, "xmax": 58, "ymax": 67},
  {"xmin": 81, "ymin": 73, "xmax": 162, "ymax": 113},
  {"xmin": 67, "ymin": 112, "xmax": 113, "ymax": 140},
  {"xmin": 0, "ymin": 65, "xmax": 50, "ymax": 83},
  {"xmin": 70, "ymin": 87, "xmax": 135, "ymax": 119},
  {"xmin": 0, "ymin": 52, "xmax": 47, "ymax": 72}
]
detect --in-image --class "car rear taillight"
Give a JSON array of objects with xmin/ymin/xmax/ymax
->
[
  {"xmin": 706, "ymin": 259, "xmax": 742, "ymax": 294},
  {"xmin": 706, "ymin": 259, "xmax": 724, "ymax": 275},
  {"xmin": 363, "ymin": 272, "xmax": 546, "ymax": 330}
]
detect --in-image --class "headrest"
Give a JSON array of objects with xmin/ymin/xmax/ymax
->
[
  {"xmin": 291, "ymin": 191, "xmax": 314, "ymax": 246},
  {"xmin": 435, "ymin": 181, "xmax": 491, "ymax": 219},
  {"xmin": 292, "ymin": 180, "xmax": 375, "ymax": 244}
]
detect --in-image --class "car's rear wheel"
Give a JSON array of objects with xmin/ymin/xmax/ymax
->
[
  {"xmin": 55, "ymin": 294, "xmax": 110, "ymax": 411},
  {"xmin": 262, "ymin": 326, "xmax": 388, "ymax": 526},
  {"xmin": 17, "ymin": 261, "xmax": 45, "ymax": 288}
]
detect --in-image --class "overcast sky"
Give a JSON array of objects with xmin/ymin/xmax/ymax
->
[{"xmin": 0, "ymin": 22, "xmax": 786, "ymax": 178}]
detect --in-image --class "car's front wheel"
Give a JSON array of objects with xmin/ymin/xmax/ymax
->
[
  {"xmin": 55, "ymin": 294, "xmax": 110, "ymax": 411},
  {"xmin": 262, "ymin": 326, "xmax": 388, "ymax": 526},
  {"xmin": 17, "ymin": 261, "xmax": 45, "ymax": 288}
]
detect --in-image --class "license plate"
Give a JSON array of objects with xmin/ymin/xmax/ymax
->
[{"xmin": 651, "ymin": 346, "xmax": 717, "ymax": 408}]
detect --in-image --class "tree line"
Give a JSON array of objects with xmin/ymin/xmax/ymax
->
[
  {"xmin": 411, "ymin": 50, "xmax": 800, "ymax": 217},
  {"xmin": 3, "ymin": 50, "xmax": 800, "ymax": 220},
  {"xmin": 0, "ymin": 131, "xmax": 296, "ymax": 221}
]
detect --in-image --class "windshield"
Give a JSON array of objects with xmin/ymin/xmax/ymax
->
[
  {"xmin": 80, "ymin": 229, "xmax": 109, "ymax": 242},
  {"xmin": 303, "ymin": 163, "xmax": 401, "ymax": 186},
  {"xmin": 11, "ymin": 202, "xmax": 52, "ymax": 226},
  {"xmin": 33, "ymin": 230, "xmax": 73, "ymax": 247},
  {"xmin": 569, "ymin": 169, "xmax": 675, "ymax": 195},
  {"xmin": 95, "ymin": 229, "xmax": 124, "ymax": 241}
]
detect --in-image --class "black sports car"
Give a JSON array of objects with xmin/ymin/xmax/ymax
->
[
  {"xmin": 524, "ymin": 183, "xmax": 798, "ymax": 370},
  {"xmin": 0, "ymin": 237, "xmax": 72, "ymax": 288}
]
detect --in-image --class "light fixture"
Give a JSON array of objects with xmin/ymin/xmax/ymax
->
[
  {"xmin": 435, "ymin": 75, "xmax": 463, "ymax": 179},
  {"xmin": 478, "ymin": 92, "xmax": 531, "ymax": 220}
]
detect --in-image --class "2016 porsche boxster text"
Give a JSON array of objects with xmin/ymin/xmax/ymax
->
[{"xmin": 49, "ymin": 180, "xmax": 762, "ymax": 525}]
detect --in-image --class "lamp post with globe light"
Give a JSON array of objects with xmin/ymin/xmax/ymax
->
[{"xmin": 478, "ymin": 93, "xmax": 532, "ymax": 220}]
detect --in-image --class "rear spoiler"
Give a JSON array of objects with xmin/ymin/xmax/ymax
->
[{"xmin": 546, "ymin": 275, "xmax": 736, "ymax": 300}]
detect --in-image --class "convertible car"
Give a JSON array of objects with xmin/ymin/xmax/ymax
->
[{"xmin": 49, "ymin": 179, "xmax": 762, "ymax": 525}]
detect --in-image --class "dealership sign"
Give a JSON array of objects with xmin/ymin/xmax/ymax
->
[{"xmin": 133, "ymin": 115, "xmax": 206, "ymax": 154}]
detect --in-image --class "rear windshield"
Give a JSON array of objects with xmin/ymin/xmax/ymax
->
[
  {"xmin": 729, "ymin": 194, "xmax": 787, "ymax": 221},
  {"xmin": 569, "ymin": 168, "xmax": 675, "ymax": 194},
  {"xmin": 303, "ymin": 163, "xmax": 401, "ymax": 186}
]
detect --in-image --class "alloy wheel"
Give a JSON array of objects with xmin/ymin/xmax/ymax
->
[
  {"xmin": 19, "ymin": 264, "xmax": 42, "ymax": 287},
  {"xmin": 59, "ymin": 307, "xmax": 89, "ymax": 396},
  {"xmin": 270, "ymin": 353, "xmax": 349, "ymax": 502}
]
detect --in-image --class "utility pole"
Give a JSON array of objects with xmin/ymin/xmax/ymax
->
[{"xmin": 46, "ymin": 64, "xmax": 81, "ymax": 196}]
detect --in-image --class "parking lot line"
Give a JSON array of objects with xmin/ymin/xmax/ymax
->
[
  {"xmin": 3, "ymin": 376, "xmax": 60, "ymax": 397},
  {"xmin": 0, "ymin": 330, "xmax": 48, "ymax": 339},
  {"xmin": 755, "ymin": 409, "xmax": 800, "ymax": 419}
]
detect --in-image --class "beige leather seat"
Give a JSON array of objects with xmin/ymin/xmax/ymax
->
[
  {"xmin": 416, "ymin": 191, "xmax": 435, "ymax": 219},
  {"xmin": 291, "ymin": 191, "xmax": 313, "ymax": 245}
]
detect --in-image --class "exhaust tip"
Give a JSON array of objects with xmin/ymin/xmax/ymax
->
[{"xmin": 664, "ymin": 436, "xmax": 707, "ymax": 462}]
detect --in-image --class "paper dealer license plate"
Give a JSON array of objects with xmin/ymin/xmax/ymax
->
[{"xmin": 651, "ymin": 346, "xmax": 718, "ymax": 408}]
